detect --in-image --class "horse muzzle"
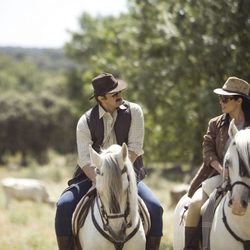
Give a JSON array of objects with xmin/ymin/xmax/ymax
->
[
  {"xmin": 229, "ymin": 193, "xmax": 249, "ymax": 216},
  {"xmin": 229, "ymin": 199, "xmax": 248, "ymax": 215},
  {"xmin": 229, "ymin": 181, "xmax": 250, "ymax": 215}
]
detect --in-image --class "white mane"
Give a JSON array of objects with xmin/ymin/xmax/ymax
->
[
  {"xmin": 98, "ymin": 144, "xmax": 139, "ymax": 225},
  {"xmin": 234, "ymin": 128, "xmax": 250, "ymax": 177}
]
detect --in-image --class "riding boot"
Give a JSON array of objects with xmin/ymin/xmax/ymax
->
[
  {"xmin": 183, "ymin": 226, "xmax": 201, "ymax": 250},
  {"xmin": 56, "ymin": 235, "xmax": 76, "ymax": 250},
  {"xmin": 146, "ymin": 236, "xmax": 161, "ymax": 250}
]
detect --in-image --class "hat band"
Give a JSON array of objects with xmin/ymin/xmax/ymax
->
[{"xmin": 222, "ymin": 87, "xmax": 248, "ymax": 97}]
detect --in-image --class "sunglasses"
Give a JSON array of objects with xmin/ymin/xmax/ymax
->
[
  {"xmin": 111, "ymin": 91, "xmax": 122, "ymax": 98},
  {"xmin": 219, "ymin": 95, "xmax": 234, "ymax": 103}
]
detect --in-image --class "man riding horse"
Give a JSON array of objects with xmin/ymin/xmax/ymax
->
[{"xmin": 55, "ymin": 72, "xmax": 163, "ymax": 250}]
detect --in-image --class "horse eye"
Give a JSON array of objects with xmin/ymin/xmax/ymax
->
[
  {"xmin": 96, "ymin": 169, "xmax": 103, "ymax": 175},
  {"xmin": 225, "ymin": 158, "xmax": 231, "ymax": 167}
]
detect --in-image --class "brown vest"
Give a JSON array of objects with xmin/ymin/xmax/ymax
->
[{"xmin": 86, "ymin": 102, "xmax": 131, "ymax": 153}]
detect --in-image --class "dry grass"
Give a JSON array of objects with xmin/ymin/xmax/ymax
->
[{"xmin": 0, "ymin": 155, "xmax": 183, "ymax": 250}]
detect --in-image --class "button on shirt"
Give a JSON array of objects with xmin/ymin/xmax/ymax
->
[{"xmin": 76, "ymin": 102, "xmax": 144, "ymax": 167}]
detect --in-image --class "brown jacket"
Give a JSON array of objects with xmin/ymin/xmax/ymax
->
[{"xmin": 188, "ymin": 114, "xmax": 230, "ymax": 197}]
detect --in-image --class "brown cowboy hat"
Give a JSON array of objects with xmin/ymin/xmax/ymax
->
[
  {"xmin": 89, "ymin": 72, "xmax": 127, "ymax": 100},
  {"xmin": 213, "ymin": 76, "xmax": 250, "ymax": 99}
]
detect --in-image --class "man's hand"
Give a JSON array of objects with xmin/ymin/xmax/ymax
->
[
  {"xmin": 81, "ymin": 164, "xmax": 96, "ymax": 185},
  {"xmin": 128, "ymin": 150, "xmax": 138, "ymax": 163}
]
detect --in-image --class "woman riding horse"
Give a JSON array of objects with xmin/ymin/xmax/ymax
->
[
  {"xmin": 184, "ymin": 76, "xmax": 250, "ymax": 249},
  {"xmin": 174, "ymin": 120, "xmax": 250, "ymax": 250},
  {"xmin": 209, "ymin": 121, "xmax": 250, "ymax": 250}
]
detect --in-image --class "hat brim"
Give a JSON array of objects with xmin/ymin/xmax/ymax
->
[
  {"xmin": 213, "ymin": 88, "xmax": 240, "ymax": 96},
  {"xmin": 89, "ymin": 79, "xmax": 127, "ymax": 100},
  {"xmin": 213, "ymin": 88, "xmax": 250, "ymax": 99}
]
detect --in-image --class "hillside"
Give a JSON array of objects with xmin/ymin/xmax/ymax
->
[{"xmin": 0, "ymin": 46, "xmax": 74, "ymax": 73}]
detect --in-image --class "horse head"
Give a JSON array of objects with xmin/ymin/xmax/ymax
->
[
  {"xmin": 89, "ymin": 143, "xmax": 138, "ymax": 242},
  {"xmin": 224, "ymin": 120, "xmax": 250, "ymax": 215}
]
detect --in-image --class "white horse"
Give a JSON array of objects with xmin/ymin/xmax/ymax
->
[
  {"xmin": 77, "ymin": 143, "xmax": 146, "ymax": 250},
  {"xmin": 173, "ymin": 120, "xmax": 250, "ymax": 250}
]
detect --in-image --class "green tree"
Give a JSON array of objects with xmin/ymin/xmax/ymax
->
[
  {"xmin": 0, "ymin": 91, "xmax": 76, "ymax": 166},
  {"xmin": 127, "ymin": 0, "xmax": 250, "ymax": 164},
  {"xmin": 64, "ymin": 0, "xmax": 250, "ymax": 167}
]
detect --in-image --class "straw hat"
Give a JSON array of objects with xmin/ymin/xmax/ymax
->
[{"xmin": 213, "ymin": 76, "xmax": 250, "ymax": 98}]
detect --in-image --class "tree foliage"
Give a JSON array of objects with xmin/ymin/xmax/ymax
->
[
  {"xmin": 0, "ymin": 50, "xmax": 76, "ymax": 166},
  {"xmin": 0, "ymin": 91, "xmax": 76, "ymax": 165},
  {"xmin": 1, "ymin": 0, "xmax": 250, "ymax": 168},
  {"xmin": 127, "ymin": 0, "xmax": 250, "ymax": 164},
  {"xmin": 64, "ymin": 0, "xmax": 250, "ymax": 167}
]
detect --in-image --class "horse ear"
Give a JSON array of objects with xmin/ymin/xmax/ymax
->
[
  {"xmin": 117, "ymin": 143, "xmax": 128, "ymax": 168},
  {"xmin": 121, "ymin": 143, "xmax": 128, "ymax": 161},
  {"xmin": 228, "ymin": 119, "xmax": 238, "ymax": 139},
  {"xmin": 89, "ymin": 145, "xmax": 102, "ymax": 167}
]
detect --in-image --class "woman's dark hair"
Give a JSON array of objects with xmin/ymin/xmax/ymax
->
[{"xmin": 233, "ymin": 96, "xmax": 250, "ymax": 123}]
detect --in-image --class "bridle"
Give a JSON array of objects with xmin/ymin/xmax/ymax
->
[
  {"xmin": 95, "ymin": 165, "xmax": 131, "ymax": 224},
  {"xmin": 222, "ymin": 164, "xmax": 250, "ymax": 250},
  {"xmin": 222, "ymin": 195, "xmax": 250, "ymax": 250},
  {"xmin": 93, "ymin": 164, "xmax": 140, "ymax": 250}
]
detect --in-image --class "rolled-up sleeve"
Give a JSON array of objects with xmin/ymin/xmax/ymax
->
[
  {"xmin": 76, "ymin": 114, "xmax": 93, "ymax": 167},
  {"xmin": 128, "ymin": 102, "xmax": 144, "ymax": 156}
]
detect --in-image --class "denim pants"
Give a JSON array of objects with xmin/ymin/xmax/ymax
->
[{"xmin": 55, "ymin": 179, "xmax": 163, "ymax": 237}]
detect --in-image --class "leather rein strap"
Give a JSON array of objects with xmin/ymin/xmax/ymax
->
[
  {"xmin": 93, "ymin": 165, "xmax": 140, "ymax": 250},
  {"xmin": 222, "ymin": 183, "xmax": 250, "ymax": 250},
  {"xmin": 91, "ymin": 198, "xmax": 140, "ymax": 250}
]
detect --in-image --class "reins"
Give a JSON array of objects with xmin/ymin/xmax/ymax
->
[
  {"xmin": 220, "ymin": 138, "xmax": 250, "ymax": 250},
  {"xmin": 222, "ymin": 196, "xmax": 250, "ymax": 250},
  {"xmin": 91, "ymin": 197, "xmax": 141, "ymax": 250},
  {"xmin": 96, "ymin": 191, "xmax": 131, "ymax": 226},
  {"xmin": 96, "ymin": 165, "xmax": 131, "ymax": 222},
  {"xmin": 93, "ymin": 163, "xmax": 140, "ymax": 250},
  {"xmin": 221, "ymin": 177, "xmax": 250, "ymax": 250},
  {"xmin": 230, "ymin": 181, "xmax": 250, "ymax": 192}
]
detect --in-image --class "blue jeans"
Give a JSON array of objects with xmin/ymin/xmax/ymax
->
[{"xmin": 55, "ymin": 179, "xmax": 163, "ymax": 237}]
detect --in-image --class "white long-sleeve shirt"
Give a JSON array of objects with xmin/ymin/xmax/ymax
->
[{"xmin": 76, "ymin": 101, "xmax": 144, "ymax": 167}]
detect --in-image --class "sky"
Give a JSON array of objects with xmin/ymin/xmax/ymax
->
[{"xmin": 0, "ymin": 0, "xmax": 127, "ymax": 48}]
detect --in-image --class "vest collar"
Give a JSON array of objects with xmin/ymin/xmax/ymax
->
[
  {"xmin": 98, "ymin": 102, "xmax": 128, "ymax": 119},
  {"xmin": 98, "ymin": 105, "xmax": 107, "ymax": 119},
  {"xmin": 119, "ymin": 103, "xmax": 127, "ymax": 110}
]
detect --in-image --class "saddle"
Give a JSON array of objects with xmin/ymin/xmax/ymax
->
[
  {"xmin": 202, "ymin": 187, "xmax": 226, "ymax": 250},
  {"xmin": 72, "ymin": 187, "xmax": 151, "ymax": 242}
]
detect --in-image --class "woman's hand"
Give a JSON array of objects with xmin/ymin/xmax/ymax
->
[
  {"xmin": 223, "ymin": 167, "xmax": 229, "ymax": 182},
  {"xmin": 210, "ymin": 160, "xmax": 223, "ymax": 175}
]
